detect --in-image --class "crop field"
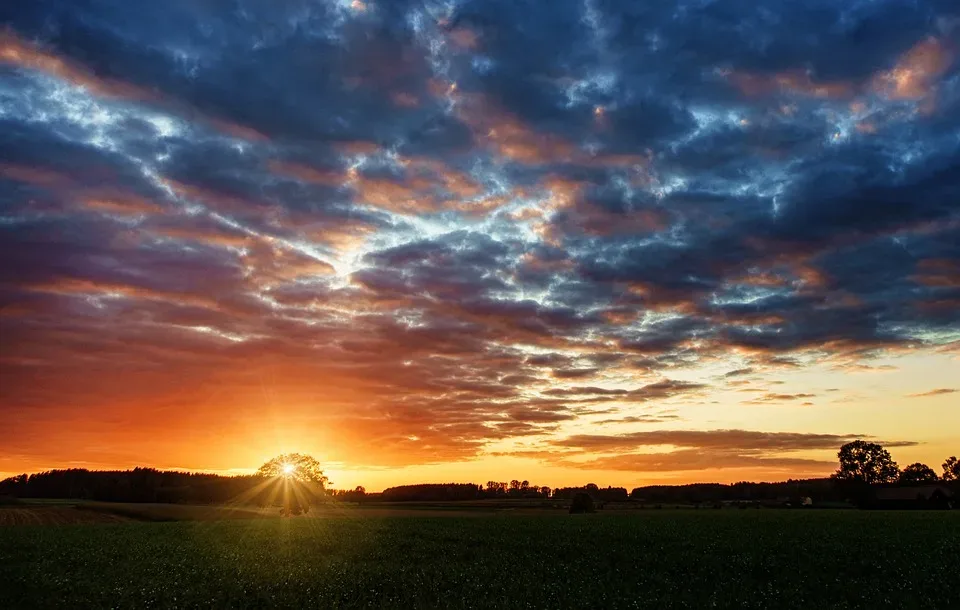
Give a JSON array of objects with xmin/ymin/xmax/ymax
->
[
  {"xmin": 1, "ymin": 510, "xmax": 958, "ymax": 609},
  {"xmin": 0, "ymin": 505, "xmax": 131, "ymax": 526}
]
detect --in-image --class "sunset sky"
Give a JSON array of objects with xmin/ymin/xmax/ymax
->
[{"xmin": 1, "ymin": 0, "xmax": 958, "ymax": 491}]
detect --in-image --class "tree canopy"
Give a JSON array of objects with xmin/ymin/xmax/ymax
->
[
  {"xmin": 899, "ymin": 462, "xmax": 939, "ymax": 484},
  {"xmin": 943, "ymin": 456, "xmax": 959, "ymax": 482},
  {"xmin": 256, "ymin": 454, "xmax": 329, "ymax": 489},
  {"xmin": 832, "ymin": 440, "xmax": 900, "ymax": 485}
]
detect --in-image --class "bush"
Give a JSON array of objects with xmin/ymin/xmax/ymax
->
[{"xmin": 569, "ymin": 492, "xmax": 595, "ymax": 514}]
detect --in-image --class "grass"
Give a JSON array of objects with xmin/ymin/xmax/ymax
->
[{"xmin": 1, "ymin": 510, "xmax": 958, "ymax": 608}]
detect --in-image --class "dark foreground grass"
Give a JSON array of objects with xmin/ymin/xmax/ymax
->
[{"xmin": 1, "ymin": 510, "xmax": 958, "ymax": 609}]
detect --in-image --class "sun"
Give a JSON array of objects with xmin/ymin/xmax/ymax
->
[{"xmin": 281, "ymin": 463, "xmax": 295, "ymax": 476}]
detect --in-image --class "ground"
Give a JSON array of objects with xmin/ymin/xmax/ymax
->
[{"xmin": 1, "ymin": 505, "xmax": 958, "ymax": 608}]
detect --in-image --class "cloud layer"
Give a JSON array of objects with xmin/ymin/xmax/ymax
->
[{"xmin": 1, "ymin": 0, "xmax": 958, "ymax": 475}]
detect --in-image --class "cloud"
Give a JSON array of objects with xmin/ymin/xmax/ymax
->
[
  {"xmin": 544, "ymin": 429, "xmax": 918, "ymax": 472},
  {"xmin": 594, "ymin": 415, "xmax": 682, "ymax": 426},
  {"xmin": 559, "ymin": 451, "xmax": 835, "ymax": 473},
  {"xmin": 907, "ymin": 388, "xmax": 957, "ymax": 397},
  {"xmin": 549, "ymin": 429, "xmax": 917, "ymax": 452},
  {"xmin": 0, "ymin": 0, "xmax": 957, "ymax": 471}
]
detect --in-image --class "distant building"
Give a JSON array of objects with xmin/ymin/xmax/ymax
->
[{"xmin": 867, "ymin": 485, "xmax": 955, "ymax": 510}]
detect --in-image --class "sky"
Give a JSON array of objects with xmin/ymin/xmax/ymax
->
[{"xmin": 1, "ymin": 0, "xmax": 958, "ymax": 491}]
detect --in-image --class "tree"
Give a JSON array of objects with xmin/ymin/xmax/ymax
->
[
  {"xmin": 899, "ymin": 463, "xmax": 939, "ymax": 484},
  {"xmin": 569, "ymin": 492, "xmax": 595, "ymax": 514},
  {"xmin": 832, "ymin": 441, "xmax": 900, "ymax": 485},
  {"xmin": 256, "ymin": 453, "xmax": 329, "ymax": 488},
  {"xmin": 943, "ymin": 456, "xmax": 959, "ymax": 481},
  {"xmin": 343, "ymin": 485, "xmax": 366, "ymax": 504},
  {"xmin": 257, "ymin": 454, "xmax": 329, "ymax": 516},
  {"xmin": 485, "ymin": 481, "xmax": 506, "ymax": 495}
]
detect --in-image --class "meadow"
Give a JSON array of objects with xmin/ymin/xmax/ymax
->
[{"xmin": 2, "ymin": 508, "xmax": 959, "ymax": 609}]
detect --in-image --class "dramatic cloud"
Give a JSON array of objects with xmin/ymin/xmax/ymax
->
[{"xmin": 0, "ymin": 0, "xmax": 957, "ymax": 477}]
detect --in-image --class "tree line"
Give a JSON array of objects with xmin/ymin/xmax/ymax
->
[
  {"xmin": 2, "ymin": 445, "xmax": 955, "ymax": 506},
  {"xmin": 831, "ymin": 442, "xmax": 957, "ymax": 486},
  {"xmin": 0, "ymin": 470, "xmax": 843, "ymax": 505},
  {"xmin": 0, "ymin": 468, "xmax": 267, "ymax": 504}
]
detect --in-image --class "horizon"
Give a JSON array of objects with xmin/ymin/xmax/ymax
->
[
  {"xmin": 3, "ymin": 461, "xmax": 847, "ymax": 495},
  {"xmin": 1, "ymin": 0, "xmax": 959, "ymax": 490}
]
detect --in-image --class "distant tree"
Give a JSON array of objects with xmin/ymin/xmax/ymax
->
[
  {"xmin": 832, "ymin": 441, "xmax": 900, "ymax": 485},
  {"xmin": 256, "ymin": 453, "xmax": 329, "ymax": 489},
  {"xmin": 899, "ymin": 463, "xmax": 939, "ymax": 484},
  {"xmin": 540, "ymin": 486, "xmax": 551, "ymax": 498},
  {"xmin": 380, "ymin": 483, "xmax": 481, "ymax": 502},
  {"xmin": 569, "ymin": 492, "xmax": 595, "ymax": 514},
  {"xmin": 943, "ymin": 456, "xmax": 959, "ymax": 482},
  {"xmin": 343, "ymin": 485, "xmax": 367, "ymax": 504},
  {"xmin": 485, "ymin": 481, "xmax": 507, "ymax": 496}
]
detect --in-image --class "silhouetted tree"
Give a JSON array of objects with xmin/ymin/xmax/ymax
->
[
  {"xmin": 256, "ymin": 453, "xmax": 329, "ymax": 488},
  {"xmin": 553, "ymin": 485, "xmax": 627, "ymax": 502},
  {"xmin": 899, "ymin": 463, "xmax": 939, "ymax": 484},
  {"xmin": 0, "ymin": 469, "xmax": 269, "ymax": 504},
  {"xmin": 943, "ymin": 456, "xmax": 959, "ymax": 481},
  {"xmin": 569, "ymin": 492, "xmax": 595, "ymax": 514},
  {"xmin": 832, "ymin": 441, "xmax": 899, "ymax": 507},
  {"xmin": 381, "ymin": 483, "xmax": 482, "ymax": 501},
  {"xmin": 257, "ymin": 454, "xmax": 329, "ymax": 516},
  {"xmin": 485, "ymin": 481, "xmax": 507, "ymax": 496},
  {"xmin": 832, "ymin": 441, "xmax": 900, "ymax": 485},
  {"xmin": 343, "ymin": 485, "xmax": 366, "ymax": 504}
]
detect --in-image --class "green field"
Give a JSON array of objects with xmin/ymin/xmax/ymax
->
[{"xmin": 2, "ymin": 509, "xmax": 958, "ymax": 609}]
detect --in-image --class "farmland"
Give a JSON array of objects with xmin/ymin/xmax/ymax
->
[{"xmin": 2, "ymin": 509, "xmax": 958, "ymax": 609}]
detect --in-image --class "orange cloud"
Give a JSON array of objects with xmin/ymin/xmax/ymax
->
[
  {"xmin": 0, "ymin": 31, "xmax": 266, "ymax": 141},
  {"xmin": 147, "ymin": 219, "xmax": 252, "ymax": 249},
  {"xmin": 872, "ymin": 37, "xmax": 953, "ymax": 100},
  {"xmin": 351, "ymin": 174, "xmax": 440, "ymax": 214},
  {"xmin": 456, "ymin": 94, "xmax": 576, "ymax": 164},
  {"xmin": 447, "ymin": 28, "xmax": 479, "ymax": 51},
  {"xmin": 390, "ymin": 91, "xmax": 420, "ymax": 108},
  {"xmin": 268, "ymin": 160, "xmax": 345, "ymax": 186},
  {"xmin": 81, "ymin": 196, "xmax": 165, "ymax": 217},
  {"xmin": 1, "ymin": 163, "xmax": 72, "ymax": 188},
  {"xmin": 337, "ymin": 141, "xmax": 380, "ymax": 156},
  {"xmin": 912, "ymin": 258, "xmax": 960, "ymax": 288},
  {"xmin": 0, "ymin": 30, "xmax": 149, "ymax": 100},
  {"xmin": 240, "ymin": 240, "xmax": 335, "ymax": 288},
  {"xmin": 26, "ymin": 277, "xmax": 224, "ymax": 312},
  {"xmin": 729, "ymin": 69, "xmax": 855, "ymax": 99}
]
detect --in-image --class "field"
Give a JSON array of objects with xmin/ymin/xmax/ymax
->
[{"xmin": 1, "ymin": 509, "xmax": 958, "ymax": 609}]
